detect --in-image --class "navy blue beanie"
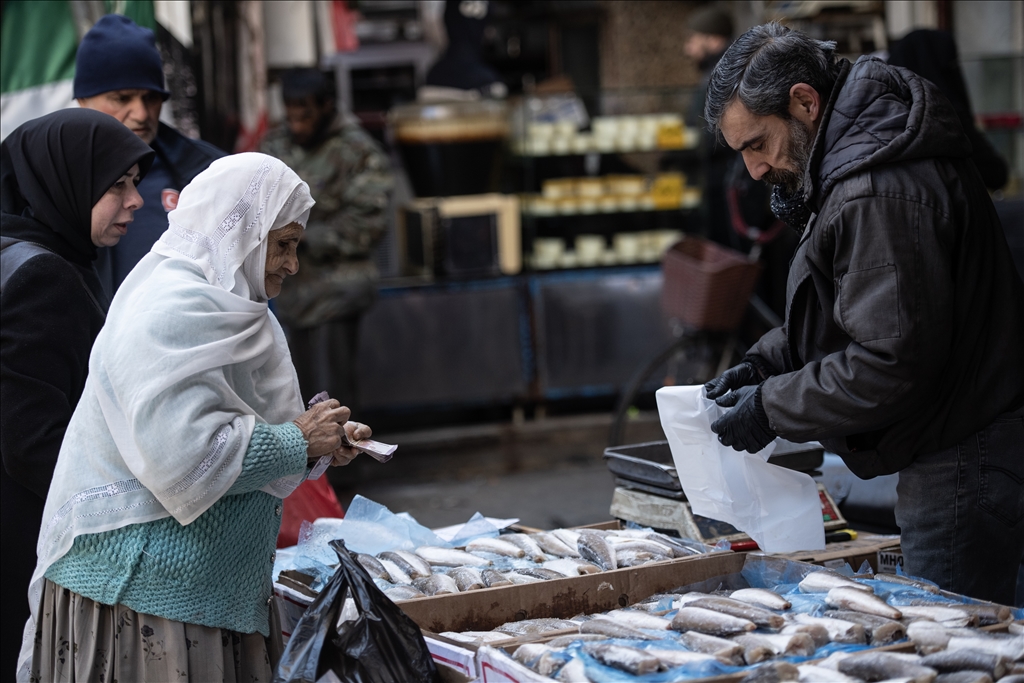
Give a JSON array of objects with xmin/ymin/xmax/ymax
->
[{"xmin": 73, "ymin": 15, "xmax": 170, "ymax": 100}]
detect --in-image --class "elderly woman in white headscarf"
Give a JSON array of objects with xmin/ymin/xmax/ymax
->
[{"xmin": 21, "ymin": 154, "xmax": 371, "ymax": 683}]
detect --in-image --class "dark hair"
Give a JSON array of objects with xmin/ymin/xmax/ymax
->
[
  {"xmin": 281, "ymin": 68, "xmax": 335, "ymax": 106},
  {"xmin": 704, "ymin": 22, "xmax": 841, "ymax": 133}
]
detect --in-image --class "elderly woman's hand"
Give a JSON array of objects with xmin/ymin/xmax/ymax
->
[
  {"xmin": 293, "ymin": 400, "xmax": 350, "ymax": 459},
  {"xmin": 323, "ymin": 421, "xmax": 373, "ymax": 467}
]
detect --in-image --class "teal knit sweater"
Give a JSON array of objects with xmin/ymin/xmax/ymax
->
[{"xmin": 46, "ymin": 422, "xmax": 309, "ymax": 636}]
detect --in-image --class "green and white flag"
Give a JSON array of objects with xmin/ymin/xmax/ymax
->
[{"xmin": 1, "ymin": 0, "xmax": 157, "ymax": 140}]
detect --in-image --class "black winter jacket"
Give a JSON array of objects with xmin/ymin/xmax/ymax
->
[{"xmin": 748, "ymin": 58, "xmax": 1024, "ymax": 478}]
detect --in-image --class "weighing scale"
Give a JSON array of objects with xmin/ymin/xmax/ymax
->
[{"xmin": 604, "ymin": 440, "xmax": 847, "ymax": 546}]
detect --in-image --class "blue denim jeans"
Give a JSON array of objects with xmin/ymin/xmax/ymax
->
[{"xmin": 895, "ymin": 404, "xmax": 1024, "ymax": 606}]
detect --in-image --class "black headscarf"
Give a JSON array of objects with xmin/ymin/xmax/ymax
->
[
  {"xmin": 1, "ymin": 108, "xmax": 155, "ymax": 264},
  {"xmin": 888, "ymin": 30, "xmax": 1009, "ymax": 190}
]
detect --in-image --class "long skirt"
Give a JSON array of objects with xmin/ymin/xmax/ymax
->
[{"xmin": 31, "ymin": 580, "xmax": 282, "ymax": 682}]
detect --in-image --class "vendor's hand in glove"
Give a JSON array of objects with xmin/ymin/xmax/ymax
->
[
  {"xmin": 704, "ymin": 361, "xmax": 763, "ymax": 401},
  {"xmin": 710, "ymin": 384, "xmax": 777, "ymax": 453}
]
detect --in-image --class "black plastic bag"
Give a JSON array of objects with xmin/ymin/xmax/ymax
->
[{"xmin": 275, "ymin": 539, "xmax": 441, "ymax": 683}]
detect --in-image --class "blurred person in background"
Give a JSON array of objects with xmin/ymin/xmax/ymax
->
[
  {"xmin": 702, "ymin": 23, "xmax": 1024, "ymax": 605},
  {"xmin": 888, "ymin": 29, "xmax": 1008, "ymax": 192},
  {"xmin": 423, "ymin": 0, "xmax": 506, "ymax": 100},
  {"xmin": 75, "ymin": 14, "xmax": 224, "ymax": 295},
  {"xmin": 1, "ymin": 108, "xmax": 153, "ymax": 681},
  {"xmin": 260, "ymin": 68, "xmax": 393, "ymax": 409}
]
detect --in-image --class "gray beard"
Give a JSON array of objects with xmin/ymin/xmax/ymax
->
[{"xmin": 763, "ymin": 117, "xmax": 813, "ymax": 194}]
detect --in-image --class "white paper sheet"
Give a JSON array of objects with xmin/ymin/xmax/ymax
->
[{"xmin": 656, "ymin": 385, "xmax": 825, "ymax": 553}]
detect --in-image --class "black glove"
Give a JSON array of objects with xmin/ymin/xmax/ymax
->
[
  {"xmin": 710, "ymin": 384, "xmax": 777, "ymax": 453},
  {"xmin": 704, "ymin": 361, "xmax": 762, "ymax": 401}
]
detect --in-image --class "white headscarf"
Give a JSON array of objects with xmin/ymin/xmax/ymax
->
[{"xmin": 20, "ymin": 154, "xmax": 314, "ymax": 678}]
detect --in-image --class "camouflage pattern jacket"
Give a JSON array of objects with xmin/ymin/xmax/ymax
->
[{"xmin": 261, "ymin": 117, "xmax": 393, "ymax": 327}]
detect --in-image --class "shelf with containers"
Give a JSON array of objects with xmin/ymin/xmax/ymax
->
[{"xmin": 506, "ymin": 87, "xmax": 706, "ymax": 273}]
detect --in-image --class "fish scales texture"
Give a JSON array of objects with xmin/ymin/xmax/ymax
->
[
  {"xmin": 556, "ymin": 657, "xmax": 592, "ymax": 683},
  {"xmin": 379, "ymin": 558, "xmax": 412, "ymax": 584},
  {"xmin": 739, "ymin": 661, "xmax": 800, "ymax": 683},
  {"xmin": 933, "ymin": 672, "xmax": 993, "ymax": 683},
  {"xmin": 580, "ymin": 617, "xmax": 658, "ymax": 640},
  {"xmin": 413, "ymin": 573, "xmax": 458, "ymax": 596},
  {"xmin": 533, "ymin": 532, "xmax": 579, "ymax": 558},
  {"xmin": 547, "ymin": 633, "xmax": 609, "ymax": 648},
  {"xmin": 577, "ymin": 531, "xmax": 617, "ymax": 571},
  {"xmin": 414, "ymin": 545, "xmax": 491, "ymax": 567},
  {"xmin": 947, "ymin": 636, "xmax": 1024, "ymax": 662},
  {"xmin": 794, "ymin": 613, "xmax": 867, "ymax": 644},
  {"xmin": 671, "ymin": 606, "xmax": 756, "ymax": 636},
  {"xmin": 515, "ymin": 567, "xmax": 565, "ymax": 581},
  {"xmin": 466, "ymin": 537, "xmax": 525, "ymax": 558},
  {"xmin": 601, "ymin": 609, "xmax": 672, "ymax": 630},
  {"xmin": 736, "ymin": 633, "xmax": 815, "ymax": 657},
  {"xmin": 495, "ymin": 617, "xmax": 579, "ymax": 636},
  {"xmin": 544, "ymin": 558, "xmax": 601, "ymax": 577},
  {"xmin": 875, "ymin": 572, "xmax": 940, "ymax": 593},
  {"xmin": 826, "ymin": 586, "xmax": 903, "ymax": 620},
  {"xmin": 585, "ymin": 643, "xmax": 662, "ymax": 675},
  {"xmin": 552, "ymin": 528, "xmax": 582, "ymax": 549},
  {"xmin": 837, "ymin": 651, "xmax": 938, "ymax": 683},
  {"xmin": 921, "ymin": 649, "xmax": 1007, "ymax": 678},
  {"xmin": 481, "ymin": 568, "xmax": 513, "ymax": 587},
  {"xmin": 900, "ymin": 605, "xmax": 974, "ymax": 627},
  {"xmin": 379, "ymin": 550, "xmax": 432, "ymax": 579},
  {"xmin": 799, "ymin": 570, "xmax": 873, "ymax": 594},
  {"xmin": 447, "ymin": 566, "xmax": 485, "ymax": 591},
  {"xmin": 955, "ymin": 603, "xmax": 1012, "ymax": 626},
  {"xmin": 646, "ymin": 648, "xmax": 717, "ymax": 666},
  {"xmin": 617, "ymin": 549, "xmax": 666, "ymax": 567},
  {"xmin": 731, "ymin": 588, "xmax": 792, "ymax": 611},
  {"xmin": 781, "ymin": 623, "xmax": 831, "ymax": 649},
  {"xmin": 679, "ymin": 630, "xmax": 745, "ymax": 663},
  {"xmin": 688, "ymin": 596, "xmax": 785, "ymax": 629},
  {"xmin": 384, "ymin": 585, "xmax": 424, "ymax": 600},
  {"xmin": 356, "ymin": 553, "xmax": 388, "ymax": 580},
  {"xmin": 824, "ymin": 609, "xmax": 906, "ymax": 644},
  {"xmin": 503, "ymin": 533, "xmax": 548, "ymax": 562}
]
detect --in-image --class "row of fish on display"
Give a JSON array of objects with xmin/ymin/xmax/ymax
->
[
  {"xmin": 353, "ymin": 528, "xmax": 718, "ymax": 601},
  {"xmin": 437, "ymin": 568, "xmax": 1024, "ymax": 683}
]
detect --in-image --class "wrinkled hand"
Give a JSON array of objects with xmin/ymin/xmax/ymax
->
[
  {"xmin": 710, "ymin": 385, "xmax": 777, "ymax": 453},
  {"xmin": 324, "ymin": 421, "xmax": 373, "ymax": 467},
  {"xmin": 293, "ymin": 399, "xmax": 350, "ymax": 459},
  {"xmin": 704, "ymin": 362, "xmax": 762, "ymax": 401}
]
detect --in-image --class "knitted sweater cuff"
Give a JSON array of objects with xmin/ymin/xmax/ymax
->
[
  {"xmin": 227, "ymin": 422, "xmax": 309, "ymax": 495},
  {"xmin": 753, "ymin": 384, "xmax": 775, "ymax": 435}
]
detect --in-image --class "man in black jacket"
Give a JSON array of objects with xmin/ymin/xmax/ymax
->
[
  {"xmin": 701, "ymin": 23, "xmax": 1024, "ymax": 604},
  {"xmin": 74, "ymin": 14, "xmax": 224, "ymax": 293}
]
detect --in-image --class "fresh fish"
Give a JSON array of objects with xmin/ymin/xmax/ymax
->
[
  {"xmin": 465, "ymin": 537, "xmax": 526, "ymax": 558},
  {"xmin": 616, "ymin": 550, "xmax": 666, "ymax": 567},
  {"xmin": 907, "ymin": 620, "xmax": 954, "ymax": 654},
  {"xmin": 826, "ymin": 586, "xmax": 903, "ymax": 620},
  {"xmin": 956, "ymin": 603, "xmax": 1012, "ymax": 626},
  {"xmin": 782, "ymin": 623, "xmax": 831, "ymax": 649},
  {"xmin": 505, "ymin": 571, "xmax": 544, "ymax": 585},
  {"xmin": 600, "ymin": 609, "xmax": 671, "ymax": 630},
  {"xmin": 440, "ymin": 630, "xmax": 515, "ymax": 645},
  {"xmin": 735, "ymin": 633, "xmax": 816, "ymax": 657},
  {"xmin": 547, "ymin": 633, "xmax": 609, "ymax": 648},
  {"xmin": 731, "ymin": 588, "xmax": 792, "ymax": 611},
  {"xmin": 514, "ymin": 567, "xmax": 565, "ymax": 581},
  {"xmin": 921, "ymin": 649, "xmax": 1007, "ymax": 679},
  {"xmin": 933, "ymin": 672, "xmax": 994, "ymax": 683},
  {"xmin": 605, "ymin": 538, "xmax": 676, "ymax": 556},
  {"xmin": 379, "ymin": 558, "xmax": 413, "ymax": 585},
  {"xmin": 481, "ymin": 568, "xmax": 513, "ymax": 588},
  {"xmin": 532, "ymin": 532, "xmax": 580, "ymax": 558},
  {"xmin": 552, "ymin": 528, "xmax": 582, "ymax": 549},
  {"xmin": 414, "ymin": 546, "xmax": 491, "ymax": 567},
  {"xmin": 999, "ymin": 675, "xmax": 1024, "ymax": 683},
  {"xmin": 503, "ymin": 533, "xmax": 548, "ymax": 562},
  {"xmin": 543, "ymin": 558, "xmax": 601, "ymax": 577},
  {"xmin": 584, "ymin": 643, "xmax": 662, "ymax": 675},
  {"xmin": 734, "ymin": 638, "xmax": 775, "ymax": 665},
  {"xmin": 646, "ymin": 648, "xmax": 718, "ymax": 667},
  {"xmin": 670, "ymin": 606, "xmax": 756, "ymax": 636},
  {"xmin": 797, "ymin": 664, "xmax": 862, "ymax": 682},
  {"xmin": 823, "ymin": 609, "xmax": 906, "ymax": 644},
  {"xmin": 1010, "ymin": 621, "xmax": 1024, "ymax": 636},
  {"xmin": 384, "ymin": 585, "xmax": 425, "ymax": 600},
  {"xmin": 688, "ymin": 596, "xmax": 785, "ymax": 629},
  {"xmin": 355, "ymin": 553, "xmax": 389, "ymax": 580},
  {"xmin": 947, "ymin": 636, "xmax": 1024, "ymax": 662},
  {"xmin": 677, "ymin": 630, "xmax": 745, "ymax": 665},
  {"xmin": 837, "ymin": 651, "xmax": 937, "ymax": 683},
  {"xmin": 555, "ymin": 657, "xmax": 592, "ymax": 683},
  {"xmin": 378, "ymin": 550, "xmax": 432, "ymax": 579},
  {"xmin": 798, "ymin": 570, "xmax": 873, "ymax": 594},
  {"xmin": 738, "ymin": 662, "xmax": 800, "ymax": 683},
  {"xmin": 793, "ymin": 613, "xmax": 867, "ymax": 644},
  {"xmin": 579, "ymin": 617, "xmax": 658, "ymax": 640},
  {"xmin": 900, "ymin": 605, "xmax": 974, "ymax": 628},
  {"xmin": 577, "ymin": 531, "xmax": 617, "ymax": 571},
  {"xmin": 412, "ymin": 573, "xmax": 459, "ymax": 596},
  {"xmin": 495, "ymin": 618, "xmax": 579, "ymax": 637},
  {"xmin": 875, "ymin": 572, "xmax": 940, "ymax": 593},
  {"xmin": 447, "ymin": 566, "xmax": 485, "ymax": 592},
  {"xmin": 513, "ymin": 643, "xmax": 564, "ymax": 677}
]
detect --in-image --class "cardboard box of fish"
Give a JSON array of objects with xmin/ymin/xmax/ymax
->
[{"xmin": 398, "ymin": 552, "xmax": 1023, "ymax": 683}]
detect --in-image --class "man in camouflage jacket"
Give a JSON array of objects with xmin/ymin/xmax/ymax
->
[{"xmin": 261, "ymin": 69, "xmax": 393, "ymax": 405}]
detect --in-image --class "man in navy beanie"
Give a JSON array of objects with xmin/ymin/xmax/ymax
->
[{"xmin": 75, "ymin": 14, "xmax": 224, "ymax": 293}]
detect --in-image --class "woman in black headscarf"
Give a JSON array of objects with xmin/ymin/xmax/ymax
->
[
  {"xmin": 888, "ymin": 29, "xmax": 1009, "ymax": 191},
  {"xmin": 0, "ymin": 108, "xmax": 153, "ymax": 679}
]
